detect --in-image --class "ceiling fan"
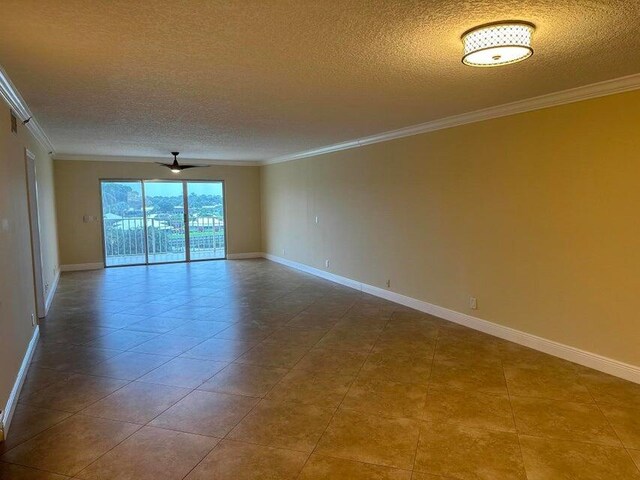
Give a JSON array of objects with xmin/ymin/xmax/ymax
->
[{"xmin": 156, "ymin": 152, "xmax": 206, "ymax": 173}]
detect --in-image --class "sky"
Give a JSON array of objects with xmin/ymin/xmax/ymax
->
[
  {"xmin": 186, "ymin": 182, "xmax": 223, "ymax": 196},
  {"xmin": 113, "ymin": 181, "xmax": 223, "ymax": 197}
]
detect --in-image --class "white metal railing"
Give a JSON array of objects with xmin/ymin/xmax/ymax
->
[
  {"xmin": 188, "ymin": 216, "xmax": 225, "ymax": 255},
  {"xmin": 104, "ymin": 216, "xmax": 225, "ymax": 263},
  {"xmin": 104, "ymin": 217, "xmax": 146, "ymax": 259}
]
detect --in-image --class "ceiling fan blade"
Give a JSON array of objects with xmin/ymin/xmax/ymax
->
[
  {"xmin": 155, "ymin": 162, "xmax": 172, "ymax": 168},
  {"xmin": 179, "ymin": 165, "xmax": 205, "ymax": 170}
]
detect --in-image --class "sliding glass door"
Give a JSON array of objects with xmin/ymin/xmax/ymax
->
[
  {"xmin": 144, "ymin": 181, "xmax": 187, "ymax": 263},
  {"xmin": 101, "ymin": 181, "xmax": 147, "ymax": 267},
  {"xmin": 101, "ymin": 179, "xmax": 226, "ymax": 266},
  {"xmin": 187, "ymin": 182, "xmax": 225, "ymax": 260}
]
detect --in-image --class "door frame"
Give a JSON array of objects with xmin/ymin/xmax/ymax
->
[
  {"xmin": 25, "ymin": 149, "xmax": 46, "ymax": 318},
  {"xmin": 143, "ymin": 179, "xmax": 188, "ymax": 265},
  {"xmin": 185, "ymin": 180, "xmax": 228, "ymax": 263},
  {"xmin": 99, "ymin": 178, "xmax": 227, "ymax": 267},
  {"xmin": 99, "ymin": 179, "xmax": 147, "ymax": 267}
]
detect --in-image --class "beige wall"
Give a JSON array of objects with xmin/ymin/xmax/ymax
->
[
  {"xmin": 54, "ymin": 160, "xmax": 261, "ymax": 266},
  {"xmin": 261, "ymin": 90, "xmax": 640, "ymax": 367},
  {"xmin": 0, "ymin": 98, "xmax": 59, "ymax": 413},
  {"xmin": 36, "ymin": 149, "xmax": 61, "ymax": 292}
]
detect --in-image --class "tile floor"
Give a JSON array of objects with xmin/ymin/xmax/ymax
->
[{"xmin": 1, "ymin": 259, "xmax": 640, "ymax": 479}]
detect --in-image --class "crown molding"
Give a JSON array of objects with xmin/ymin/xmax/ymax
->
[
  {"xmin": 3, "ymin": 58, "xmax": 639, "ymax": 166},
  {"xmin": 0, "ymin": 65, "xmax": 55, "ymax": 154},
  {"xmin": 264, "ymin": 73, "xmax": 640, "ymax": 165},
  {"xmin": 53, "ymin": 153, "xmax": 262, "ymax": 167}
]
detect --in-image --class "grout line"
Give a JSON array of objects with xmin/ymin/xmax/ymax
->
[
  {"xmin": 501, "ymin": 357, "xmax": 531, "ymax": 480},
  {"xmin": 37, "ymin": 278, "xmax": 262, "ymax": 478},
  {"xmin": 409, "ymin": 321, "xmax": 440, "ymax": 475},
  {"xmin": 290, "ymin": 296, "xmax": 372, "ymax": 478},
  {"xmin": 33, "ymin": 262, "xmax": 632, "ymax": 478},
  {"xmin": 293, "ymin": 302, "xmax": 400, "ymax": 478},
  {"xmin": 178, "ymin": 287, "xmax": 351, "ymax": 480},
  {"xmin": 0, "ymin": 458, "xmax": 86, "ymax": 477},
  {"xmin": 590, "ymin": 392, "xmax": 640, "ymax": 473},
  {"xmin": 0, "ymin": 408, "xmax": 70, "ymax": 457}
]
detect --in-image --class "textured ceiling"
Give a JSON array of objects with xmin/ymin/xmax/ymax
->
[{"xmin": 1, "ymin": 1, "xmax": 639, "ymax": 162}]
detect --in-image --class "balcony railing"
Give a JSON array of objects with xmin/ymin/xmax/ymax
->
[{"xmin": 104, "ymin": 216, "xmax": 225, "ymax": 265}]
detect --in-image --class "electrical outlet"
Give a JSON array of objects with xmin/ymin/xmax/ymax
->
[
  {"xmin": 325, "ymin": 259, "xmax": 330, "ymax": 268},
  {"xmin": 45, "ymin": 283, "xmax": 49, "ymax": 293},
  {"xmin": 386, "ymin": 279, "xmax": 391, "ymax": 288},
  {"xmin": 315, "ymin": 216, "xmax": 319, "ymax": 224},
  {"xmin": 469, "ymin": 297, "xmax": 477, "ymax": 310}
]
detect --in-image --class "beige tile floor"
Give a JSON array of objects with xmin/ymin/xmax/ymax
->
[{"xmin": 1, "ymin": 259, "xmax": 640, "ymax": 479}]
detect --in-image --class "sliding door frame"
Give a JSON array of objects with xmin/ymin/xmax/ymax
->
[
  {"xmin": 99, "ymin": 179, "xmax": 147, "ymax": 268},
  {"xmin": 143, "ymin": 179, "xmax": 187, "ymax": 265},
  {"xmin": 185, "ymin": 180, "xmax": 228, "ymax": 263},
  {"xmin": 140, "ymin": 180, "xmax": 150, "ymax": 265},
  {"xmin": 99, "ymin": 178, "xmax": 227, "ymax": 268},
  {"xmin": 183, "ymin": 181, "xmax": 191, "ymax": 263}
]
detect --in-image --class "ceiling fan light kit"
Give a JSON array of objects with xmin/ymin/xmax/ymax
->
[{"xmin": 156, "ymin": 152, "xmax": 205, "ymax": 173}]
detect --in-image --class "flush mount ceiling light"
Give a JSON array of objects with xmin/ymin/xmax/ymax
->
[{"xmin": 462, "ymin": 21, "xmax": 535, "ymax": 67}]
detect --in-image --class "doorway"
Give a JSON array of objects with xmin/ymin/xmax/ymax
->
[
  {"xmin": 100, "ymin": 179, "xmax": 226, "ymax": 267},
  {"xmin": 25, "ymin": 149, "xmax": 46, "ymax": 317}
]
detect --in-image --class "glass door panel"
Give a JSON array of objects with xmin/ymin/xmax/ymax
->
[
  {"xmin": 101, "ymin": 181, "xmax": 146, "ymax": 266},
  {"xmin": 187, "ymin": 182, "xmax": 226, "ymax": 260},
  {"xmin": 143, "ymin": 181, "xmax": 187, "ymax": 263}
]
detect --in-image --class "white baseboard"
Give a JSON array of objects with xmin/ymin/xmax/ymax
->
[
  {"xmin": 263, "ymin": 253, "xmax": 640, "ymax": 384},
  {"xmin": 60, "ymin": 262, "xmax": 104, "ymax": 272},
  {"xmin": 1, "ymin": 326, "xmax": 39, "ymax": 439},
  {"xmin": 43, "ymin": 268, "xmax": 60, "ymax": 316},
  {"xmin": 226, "ymin": 252, "xmax": 264, "ymax": 260},
  {"xmin": 263, "ymin": 253, "xmax": 362, "ymax": 290}
]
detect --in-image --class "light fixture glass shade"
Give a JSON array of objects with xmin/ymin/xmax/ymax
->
[{"xmin": 462, "ymin": 22, "xmax": 535, "ymax": 67}]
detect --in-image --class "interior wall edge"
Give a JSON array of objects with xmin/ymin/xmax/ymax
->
[
  {"xmin": 43, "ymin": 267, "xmax": 60, "ymax": 317},
  {"xmin": 0, "ymin": 326, "xmax": 39, "ymax": 440},
  {"xmin": 263, "ymin": 253, "xmax": 640, "ymax": 385}
]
